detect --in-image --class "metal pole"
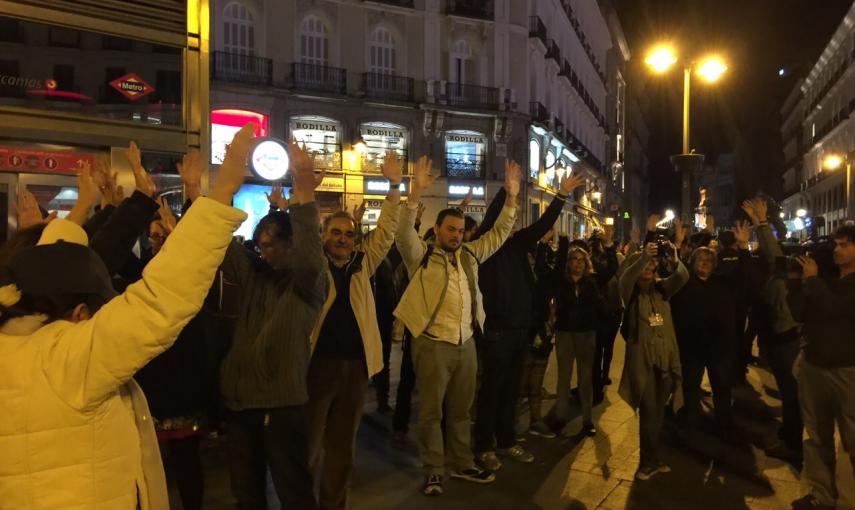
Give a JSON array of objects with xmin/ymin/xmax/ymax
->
[
  {"xmin": 683, "ymin": 66, "xmax": 691, "ymax": 155},
  {"xmin": 847, "ymin": 161, "xmax": 853, "ymax": 222}
]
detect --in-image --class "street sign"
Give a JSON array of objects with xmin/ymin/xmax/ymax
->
[{"xmin": 109, "ymin": 72, "xmax": 155, "ymax": 101}]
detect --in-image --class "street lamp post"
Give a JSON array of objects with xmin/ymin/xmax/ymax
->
[
  {"xmin": 645, "ymin": 46, "xmax": 727, "ymax": 224},
  {"xmin": 822, "ymin": 152, "xmax": 854, "ymax": 223}
]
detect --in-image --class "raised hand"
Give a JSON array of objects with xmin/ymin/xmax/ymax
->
[
  {"xmin": 559, "ymin": 173, "xmax": 585, "ymax": 196},
  {"xmin": 380, "ymin": 149, "xmax": 403, "ymax": 185},
  {"xmin": 210, "ymin": 123, "xmax": 255, "ymax": 205},
  {"xmin": 415, "ymin": 202, "xmax": 427, "ymax": 223},
  {"xmin": 460, "ymin": 187, "xmax": 475, "ymax": 208},
  {"xmin": 265, "ymin": 182, "xmax": 288, "ymax": 210},
  {"xmin": 128, "ymin": 141, "xmax": 156, "ymax": 197},
  {"xmin": 733, "ymin": 220, "xmax": 751, "ymax": 249},
  {"xmin": 647, "ymin": 213, "xmax": 662, "ymax": 232},
  {"xmin": 157, "ymin": 196, "xmax": 178, "ymax": 233},
  {"xmin": 67, "ymin": 161, "xmax": 100, "ymax": 226},
  {"xmin": 674, "ymin": 217, "xmax": 686, "ymax": 247},
  {"xmin": 409, "ymin": 156, "xmax": 437, "ymax": 202},
  {"xmin": 352, "ymin": 200, "xmax": 368, "ymax": 223},
  {"xmin": 16, "ymin": 189, "xmax": 48, "ymax": 230},
  {"xmin": 504, "ymin": 160, "xmax": 521, "ymax": 200},
  {"xmin": 289, "ymin": 140, "xmax": 322, "ymax": 205},
  {"xmin": 796, "ymin": 255, "xmax": 818, "ymax": 279},
  {"xmin": 177, "ymin": 150, "xmax": 203, "ymax": 202}
]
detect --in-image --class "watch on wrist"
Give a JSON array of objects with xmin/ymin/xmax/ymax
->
[{"xmin": 391, "ymin": 182, "xmax": 402, "ymax": 190}]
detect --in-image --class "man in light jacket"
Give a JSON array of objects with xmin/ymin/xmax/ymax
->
[
  {"xmin": 307, "ymin": 150, "xmax": 402, "ymax": 510},
  {"xmin": 394, "ymin": 157, "xmax": 520, "ymax": 496},
  {"xmin": 0, "ymin": 125, "xmax": 253, "ymax": 509}
]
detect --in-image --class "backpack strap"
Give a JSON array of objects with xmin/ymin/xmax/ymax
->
[{"xmin": 420, "ymin": 244, "xmax": 435, "ymax": 270}]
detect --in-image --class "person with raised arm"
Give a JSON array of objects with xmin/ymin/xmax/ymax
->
[{"xmin": 0, "ymin": 124, "xmax": 254, "ymax": 509}]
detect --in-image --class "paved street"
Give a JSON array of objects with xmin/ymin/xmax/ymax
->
[{"xmin": 180, "ymin": 335, "xmax": 855, "ymax": 510}]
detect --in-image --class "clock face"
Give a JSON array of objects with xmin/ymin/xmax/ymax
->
[{"xmin": 251, "ymin": 140, "xmax": 289, "ymax": 181}]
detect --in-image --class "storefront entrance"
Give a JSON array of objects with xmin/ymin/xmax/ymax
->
[{"xmin": 0, "ymin": 172, "xmax": 78, "ymax": 240}]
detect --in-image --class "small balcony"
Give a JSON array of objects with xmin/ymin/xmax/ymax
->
[
  {"xmin": 363, "ymin": 0, "xmax": 414, "ymax": 6},
  {"xmin": 559, "ymin": 60, "xmax": 573, "ymax": 81},
  {"xmin": 530, "ymin": 101, "xmax": 549, "ymax": 123},
  {"xmin": 291, "ymin": 62, "xmax": 347, "ymax": 95},
  {"xmin": 445, "ymin": 82, "xmax": 500, "ymax": 109},
  {"xmin": 211, "ymin": 51, "xmax": 273, "ymax": 86},
  {"xmin": 447, "ymin": 0, "xmax": 494, "ymax": 20},
  {"xmin": 545, "ymin": 39, "xmax": 561, "ymax": 64},
  {"xmin": 528, "ymin": 16, "xmax": 547, "ymax": 46},
  {"xmin": 363, "ymin": 72, "xmax": 415, "ymax": 102}
]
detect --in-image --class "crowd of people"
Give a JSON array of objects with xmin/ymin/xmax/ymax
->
[{"xmin": 0, "ymin": 124, "xmax": 853, "ymax": 510}]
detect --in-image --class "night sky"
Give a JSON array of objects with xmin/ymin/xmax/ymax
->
[{"xmin": 615, "ymin": 0, "xmax": 852, "ymax": 214}]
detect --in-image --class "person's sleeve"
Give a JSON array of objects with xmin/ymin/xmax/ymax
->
[
  {"xmin": 288, "ymin": 202, "xmax": 326, "ymax": 303},
  {"xmin": 43, "ymin": 197, "xmax": 247, "ymax": 410},
  {"xmin": 361, "ymin": 195, "xmax": 400, "ymax": 275},
  {"xmin": 786, "ymin": 279, "xmax": 806, "ymax": 323},
  {"xmin": 514, "ymin": 194, "xmax": 565, "ymax": 248},
  {"xmin": 595, "ymin": 247, "xmax": 619, "ymax": 287},
  {"xmin": 465, "ymin": 205, "xmax": 517, "ymax": 262},
  {"xmin": 553, "ymin": 235, "xmax": 569, "ymax": 280},
  {"xmin": 396, "ymin": 203, "xmax": 428, "ymax": 273},
  {"xmin": 756, "ymin": 224, "xmax": 782, "ymax": 270},
  {"xmin": 662, "ymin": 259, "xmax": 690, "ymax": 298},
  {"xmin": 470, "ymin": 187, "xmax": 506, "ymax": 242},
  {"xmin": 88, "ymin": 191, "xmax": 160, "ymax": 275},
  {"xmin": 802, "ymin": 277, "xmax": 848, "ymax": 320},
  {"xmin": 82, "ymin": 204, "xmax": 116, "ymax": 239},
  {"xmin": 619, "ymin": 253, "xmax": 650, "ymax": 304}
]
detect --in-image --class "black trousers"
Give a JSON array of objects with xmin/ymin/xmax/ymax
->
[
  {"xmin": 593, "ymin": 311, "xmax": 622, "ymax": 397},
  {"xmin": 764, "ymin": 331, "xmax": 803, "ymax": 451},
  {"xmin": 225, "ymin": 406, "xmax": 317, "ymax": 510},
  {"xmin": 473, "ymin": 329, "xmax": 529, "ymax": 452},
  {"xmin": 681, "ymin": 346, "xmax": 734, "ymax": 428},
  {"xmin": 164, "ymin": 436, "xmax": 203, "ymax": 510},
  {"xmin": 393, "ymin": 335, "xmax": 416, "ymax": 434}
]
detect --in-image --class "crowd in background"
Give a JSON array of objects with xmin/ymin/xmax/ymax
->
[{"xmin": 0, "ymin": 125, "xmax": 853, "ymax": 510}]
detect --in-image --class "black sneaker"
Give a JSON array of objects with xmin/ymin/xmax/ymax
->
[
  {"xmin": 422, "ymin": 474, "xmax": 444, "ymax": 496},
  {"xmin": 582, "ymin": 422, "xmax": 597, "ymax": 437},
  {"xmin": 450, "ymin": 466, "xmax": 496, "ymax": 484}
]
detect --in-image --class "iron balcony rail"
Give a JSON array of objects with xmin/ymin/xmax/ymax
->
[
  {"xmin": 364, "ymin": 0, "xmax": 414, "ymax": 6},
  {"xmin": 291, "ymin": 62, "xmax": 347, "ymax": 95},
  {"xmin": 447, "ymin": 0, "xmax": 494, "ymax": 20},
  {"xmin": 445, "ymin": 82, "xmax": 500, "ymax": 109},
  {"xmin": 211, "ymin": 51, "xmax": 273, "ymax": 86},
  {"xmin": 545, "ymin": 39, "xmax": 561, "ymax": 64},
  {"xmin": 363, "ymin": 72, "xmax": 415, "ymax": 102},
  {"xmin": 530, "ymin": 101, "xmax": 549, "ymax": 123},
  {"xmin": 528, "ymin": 16, "xmax": 547, "ymax": 44}
]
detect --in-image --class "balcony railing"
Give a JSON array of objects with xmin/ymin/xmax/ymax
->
[
  {"xmin": 528, "ymin": 16, "xmax": 547, "ymax": 45},
  {"xmin": 291, "ymin": 62, "xmax": 346, "ymax": 95},
  {"xmin": 445, "ymin": 82, "xmax": 500, "ymax": 109},
  {"xmin": 530, "ymin": 101, "xmax": 549, "ymax": 123},
  {"xmin": 447, "ymin": 0, "xmax": 494, "ymax": 20},
  {"xmin": 445, "ymin": 156, "xmax": 485, "ymax": 179},
  {"xmin": 363, "ymin": 0, "xmax": 414, "ymax": 6},
  {"xmin": 545, "ymin": 39, "xmax": 561, "ymax": 64},
  {"xmin": 211, "ymin": 51, "xmax": 273, "ymax": 86},
  {"xmin": 560, "ymin": 60, "xmax": 574, "ymax": 82},
  {"xmin": 363, "ymin": 73, "xmax": 415, "ymax": 102}
]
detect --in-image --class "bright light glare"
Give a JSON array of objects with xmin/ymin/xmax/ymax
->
[
  {"xmin": 823, "ymin": 154, "xmax": 844, "ymax": 171},
  {"xmin": 696, "ymin": 57, "xmax": 728, "ymax": 83},
  {"xmin": 645, "ymin": 46, "xmax": 678, "ymax": 74},
  {"xmin": 354, "ymin": 142, "xmax": 367, "ymax": 154},
  {"xmin": 664, "ymin": 209, "xmax": 675, "ymax": 220},
  {"xmin": 796, "ymin": 208, "xmax": 807, "ymax": 218}
]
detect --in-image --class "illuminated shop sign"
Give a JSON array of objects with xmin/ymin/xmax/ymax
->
[
  {"xmin": 289, "ymin": 116, "xmax": 341, "ymax": 171},
  {"xmin": 448, "ymin": 184, "xmax": 486, "ymax": 197},
  {"xmin": 211, "ymin": 109, "xmax": 269, "ymax": 164},
  {"xmin": 445, "ymin": 130, "xmax": 486, "ymax": 179},
  {"xmin": 359, "ymin": 122, "xmax": 409, "ymax": 173}
]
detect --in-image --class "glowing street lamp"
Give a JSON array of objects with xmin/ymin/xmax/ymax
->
[
  {"xmin": 820, "ymin": 152, "xmax": 853, "ymax": 222},
  {"xmin": 696, "ymin": 57, "xmax": 728, "ymax": 83},
  {"xmin": 823, "ymin": 153, "xmax": 844, "ymax": 171},
  {"xmin": 645, "ymin": 46, "xmax": 678, "ymax": 74}
]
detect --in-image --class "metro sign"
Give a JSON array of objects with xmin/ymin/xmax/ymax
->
[{"xmin": 109, "ymin": 72, "xmax": 154, "ymax": 101}]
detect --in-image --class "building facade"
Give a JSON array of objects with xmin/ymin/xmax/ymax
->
[
  {"xmin": 210, "ymin": 0, "xmax": 627, "ymax": 237},
  {"xmin": 0, "ymin": 1, "xmax": 210, "ymax": 239},
  {"xmin": 779, "ymin": 1, "xmax": 855, "ymax": 237}
]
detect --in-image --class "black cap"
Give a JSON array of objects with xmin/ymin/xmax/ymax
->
[{"xmin": 6, "ymin": 241, "xmax": 117, "ymax": 302}]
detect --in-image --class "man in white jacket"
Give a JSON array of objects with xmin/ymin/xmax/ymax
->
[
  {"xmin": 394, "ymin": 157, "xmax": 520, "ymax": 496},
  {"xmin": 307, "ymin": 150, "xmax": 402, "ymax": 510},
  {"xmin": 0, "ymin": 125, "xmax": 255, "ymax": 509}
]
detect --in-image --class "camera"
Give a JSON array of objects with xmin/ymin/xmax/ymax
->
[{"xmin": 655, "ymin": 232, "xmax": 671, "ymax": 257}]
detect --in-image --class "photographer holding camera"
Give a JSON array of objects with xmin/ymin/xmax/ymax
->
[{"xmin": 785, "ymin": 222, "xmax": 855, "ymax": 510}]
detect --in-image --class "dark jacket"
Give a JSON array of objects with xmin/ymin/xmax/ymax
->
[
  {"xmin": 788, "ymin": 272, "xmax": 855, "ymax": 368},
  {"xmin": 474, "ymin": 187, "xmax": 566, "ymax": 332},
  {"xmin": 218, "ymin": 202, "xmax": 326, "ymax": 409},
  {"xmin": 551, "ymin": 236, "xmax": 605, "ymax": 332}
]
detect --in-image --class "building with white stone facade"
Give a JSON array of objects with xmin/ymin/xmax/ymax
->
[
  {"xmin": 210, "ymin": 0, "xmax": 628, "ymax": 237},
  {"xmin": 779, "ymin": 1, "xmax": 855, "ymax": 237}
]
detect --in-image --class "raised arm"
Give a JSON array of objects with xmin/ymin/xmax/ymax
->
[
  {"xmin": 361, "ymin": 150, "xmax": 402, "ymax": 274},
  {"xmin": 464, "ymin": 160, "xmax": 520, "ymax": 262},
  {"xmin": 515, "ymin": 173, "xmax": 584, "ymax": 248},
  {"xmin": 619, "ymin": 246, "xmax": 655, "ymax": 304},
  {"xmin": 397, "ymin": 156, "xmax": 434, "ymax": 271},
  {"xmin": 287, "ymin": 141, "xmax": 326, "ymax": 302},
  {"xmin": 662, "ymin": 241, "xmax": 689, "ymax": 299},
  {"xmin": 470, "ymin": 186, "xmax": 505, "ymax": 242},
  {"xmin": 88, "ymin": 191, "xmax": 160, "ymax": 275},
  {"xmin": 43, "ymin": 124, "xmax": 254, "ymax": 410},
  {"xmin": 743, "ymin": 198, "xmax": 781, "ymax": 269}
]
